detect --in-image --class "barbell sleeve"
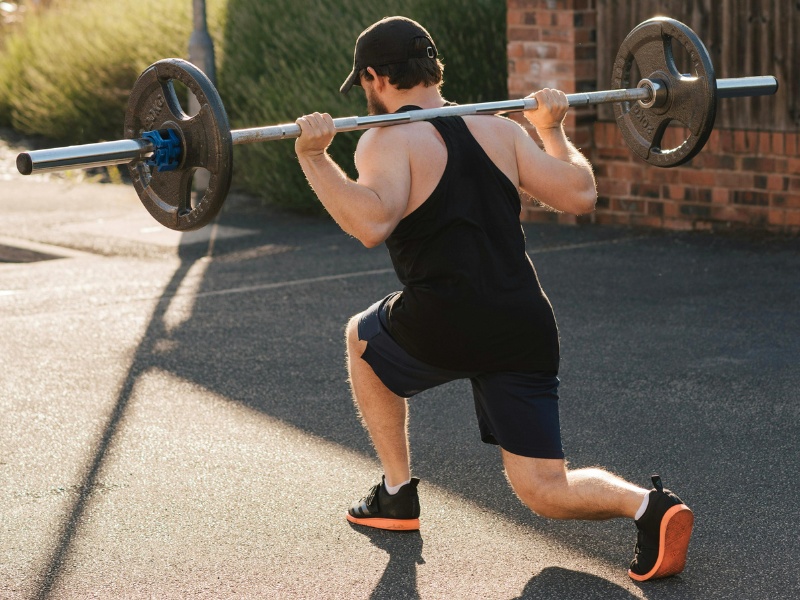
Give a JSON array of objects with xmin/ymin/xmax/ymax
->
[
  {"xmin": 716, "ymin": 76, "xmax": 779, "ymax": 99},
  {"xmin": 16, "ymin": 138, "xmax": 154, "ymax": 175}
]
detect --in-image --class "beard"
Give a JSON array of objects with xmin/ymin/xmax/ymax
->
[{"xmin": 366, "ymin": 86, "xmax": 390, "ymax": 116}]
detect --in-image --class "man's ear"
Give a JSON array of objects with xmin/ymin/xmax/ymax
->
[{"xmin": 366, "ymin": 67, "xmax": 387, "ymax": 91}]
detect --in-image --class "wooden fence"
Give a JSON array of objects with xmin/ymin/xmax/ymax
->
[{"xmin": 596, "ymin": 0, "xmax": 798, "ymax": 131}]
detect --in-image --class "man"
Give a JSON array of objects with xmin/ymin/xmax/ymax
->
[{"xmin": 294, "ymin": 16, "xmax": 693, "ymax": 582}]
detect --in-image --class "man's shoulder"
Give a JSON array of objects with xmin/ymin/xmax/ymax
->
[{"xmin": 356, "ymin": 119, "xmax": 436, "ymax": 154}]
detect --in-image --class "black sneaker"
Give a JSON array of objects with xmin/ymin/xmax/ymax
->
[
  {"xmin": 346, "ymin": 476, "xmax": 421, "ymax": 531},
  {"xmin": 629, "ymin": 475, "xmax": 694, "ymax": 581}
]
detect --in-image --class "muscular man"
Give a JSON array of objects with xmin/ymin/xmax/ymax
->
[{"xmin": 294, "ymin": 16, "xmax": 692, "ymax": 581}]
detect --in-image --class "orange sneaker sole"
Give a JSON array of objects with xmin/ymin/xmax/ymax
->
[
  {"xmin": 346, "ymin": 513, "xmax": 420, "ymax": 531},
  {"xmin": 629, "ymin": 504, "xmax": 694, "ymax": 581}
]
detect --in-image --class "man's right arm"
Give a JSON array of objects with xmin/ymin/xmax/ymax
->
[{"xmin": 295, "ymin": 113, "xmax": 410, "ymax": 248}]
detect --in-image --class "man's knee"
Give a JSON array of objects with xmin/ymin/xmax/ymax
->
[{"xmin": 504, "ymin": 453, "xmax": 569, "ymax": 519}]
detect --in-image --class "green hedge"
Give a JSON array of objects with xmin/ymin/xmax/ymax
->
[
  {"xmin": 218, "ymin": 0, "xmax": 507, "ymax": 213},
  {"xmin": 0, "ymin": 0, "xmax": 507, "ymax": 212}
]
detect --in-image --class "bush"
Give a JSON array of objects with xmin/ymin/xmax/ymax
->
[
  {"xmin": 218, "ymin": 0, "xmax": 507, "ymax": 213},
  {"xmin": 0, "ymin": 0, "xmax": 507, "ymax": 212},
  {"xmin": 0, "ymin": 0, "xmax": 227, "ymax": 143}
]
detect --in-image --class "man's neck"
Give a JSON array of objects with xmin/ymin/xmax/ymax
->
[{"xmin": 384, "ymin": 86, "xmax": 445, "ymax": 113}]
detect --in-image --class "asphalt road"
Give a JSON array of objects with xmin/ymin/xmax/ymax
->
[{"xmin": 1, "ymin": 173, "xmax": 798, "ymax": 599}]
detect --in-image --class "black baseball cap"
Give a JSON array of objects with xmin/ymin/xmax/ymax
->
[{"xmin": 339, "ymin": 16, "xmax": 438, "ymax": 94}]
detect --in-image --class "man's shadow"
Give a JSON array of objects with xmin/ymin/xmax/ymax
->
[
  {"xmin": 349, "ymin": 525, "xmax": 424, "ymax": 600},
  {"xmin": 513, "ymin": 567, "xmax": 644, "ymax": 600}
]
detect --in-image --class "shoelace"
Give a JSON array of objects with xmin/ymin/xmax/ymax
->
[{"xmin": 359, "ymin": 484, "xmax": 381, "ymax": 513}]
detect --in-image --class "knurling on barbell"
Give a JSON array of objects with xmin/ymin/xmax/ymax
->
[{"xmin": 15, "ymin": 16, "xmax": 778, "ymax": 232}]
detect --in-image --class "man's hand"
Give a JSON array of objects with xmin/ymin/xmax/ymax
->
[
  {"xmin": 523, "ymin": 88, "xmax": 569, "ymax": 132},
  {"xmin": 295, "ymin": 112, "xmax": 336, "ymax": 157}
]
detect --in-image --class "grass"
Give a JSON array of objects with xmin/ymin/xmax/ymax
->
[
  {"xmin": 0, "ymin": 0, "xmax": 507, "ymax": 212},
  {"xmin": 0, "ymin": 0, "xmax": 227, "ymax": 143}
]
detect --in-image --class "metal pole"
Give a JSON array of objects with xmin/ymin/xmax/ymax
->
[
  {"xmin": 188, "ymin": 0, "xmax": 215, "ymax": 102},
  {"xmin": 16, "ymin": 76, "xmax": 779, "ymax": 175},
  {"xmin": 188, "ymin": 0, "xmax": 215, "ymax": 194}
]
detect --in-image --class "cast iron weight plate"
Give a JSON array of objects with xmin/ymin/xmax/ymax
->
[
  {"xmin": 124, "ymin": 58, "xmax": 233, "ymax": 231},
  {"xmin": 612, "ymin": 17, "xmax": 717, "ymax": 167}
]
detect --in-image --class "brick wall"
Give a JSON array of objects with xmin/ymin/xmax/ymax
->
[{"xmin": 507, "ymin": 0, "xmax": 800, "ymax": 233}]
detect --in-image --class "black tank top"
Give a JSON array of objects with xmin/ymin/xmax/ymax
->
[{"xmin": 384, "ymin": 108, "xmax": 560, "ymax": 373}]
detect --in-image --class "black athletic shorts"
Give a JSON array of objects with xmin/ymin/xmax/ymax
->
[{"xmin": 357, "ymin": 294, "xmax": 564, "ymax": 459}]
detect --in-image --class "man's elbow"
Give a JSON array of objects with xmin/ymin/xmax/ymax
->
[
  {"xmin": 360, "ymin": 235, "xmax": 385, "ymax": 249},
  {"xmin": 354, "ymin": 222, "xmax": 392, "ymax": 249},
  {"xmin": 574, "ymin": 188, "xmax": 597, "ymax": 215}
]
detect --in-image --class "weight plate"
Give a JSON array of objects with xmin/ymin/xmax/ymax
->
[
  {"xmin": 124, "ymin": 58, "xmax": 233, "ymax": 231},
  {"xmin": 612, "ymin": 17, "xmax": 717, "ymax": 167}
]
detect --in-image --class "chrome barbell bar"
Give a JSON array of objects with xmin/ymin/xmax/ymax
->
[{"xmin": 16, "ymin": 75, "xmax": 778, "ymax": 176}]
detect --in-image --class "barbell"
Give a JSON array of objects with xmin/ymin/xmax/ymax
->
[{"xmin": 15, "ymin": 17, "xmax": 778, "ymax": 232}]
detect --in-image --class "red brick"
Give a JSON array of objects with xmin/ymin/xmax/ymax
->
[
  {"xmin": 507, "ymin": 9, "xmax": 525, "ymax": 25},
  {"xmin": 784, "ymin": 192, "xmax": 800, "ymax": 209},
  {"xmin": 645, "ymin": 168, "xmax": 682, "ymax": 184},
  {"xmin": 732, "ymin": 190, "xmax": 770, "ymax": 206},
  {"xmin": 734, "ymin": 130, "xmax": 748, "ymax": 152},
  {"xmin": 662, "ymin": 201, "xmax": 681, "ymax": 218},
  {"xmin": 576, "ymin": 10, "xmax": 597, "ymax": 29},
  {"xmin": 630, "ymin": 215, "xmax": 664, "ymax": 228},
  {"xmin": 747, "ymin": 131, "xmax": 759, "ymax": 152},
  {"xmin": 540, "ymin": 27, "xmax": 573, "ymax": 43},
  {"xmin": 680, "ymin": 169, "xmax": 717, "ymax": 187},
  {"xmin": 718, "ymin": 131, "xmax": 735, "ymax": 153},
  {"xmin": 767, "ymin": 175, "xmax": 789, "ymax": 191},
  {"xmin": 712, "ymin": 188, "xmax": 730, "ymax": 204},
  {"xmin": 556, "ymin": 11, "xmax": 575, "ymax": 27},
  {"xmin": 508, "ymin": 43, "xmax": 525, "ymax": 59},
  {"xmin": 663, "ymin": 219, "xmax": 694, "ymax": 231},
  {"xmin": 786, "ymin": 211, "xmax": 800, "ymax": 227},
  {"xmin": 573, "ymin": 28, "xmax": 595, "ymax": 44},
  {"xmin": 706, "ymin": 131, "xmax": 720, "ymax": 152},
  {"xmin": 647, "ymin": 201, "xmax": 665, "ymax": 216},
  {"xmin": 785, "ymin": 133, "xmax": 798, "ymax": 155},
  {"xmin": 758, "ymin": 131, "xmax": 772, "ymax": 155},
  {"xmin": 597, "ymin": 178, "xmax": 630, "ymax": 196},
  {"xmin": 613, "ymin": 198, "xmax": 645, "ymax": 213},
  {"xmin": 597, "ymin": 148, "xmax": 631, "ymax": 161},
  {"xmin": 772, "ymin": 132, "xmax": 785, "ymax": 155},
  {"xmin": 684, "ymin": 188, "xmax": 713, "ymax": 203},
  {"xmin": 609, "ymin": 163, "xmax": 645, "ymax": 180},
  {"xmin": 509, "ymin": 26, "xmax": 541, "ymax": 42},
  {"xmin": 716, "ymin": 172, "xmax": 755, "ymax": 189},
  {"xmin": 630, "ymin": 182, "xmax": 661, "ymax": 199},
  {"xmin": 768, "ymin": 209, "xmax": 786, "ymax": 226},
  {"xmin": 693, "ymin": 153, "xmax": 736, "ymax": 170},
  {"xmin": 665, "ymin": 185, "xmax": 685, "ymax": 200},
  {"xmin": 742, "ymin": 157, "xmax": 778, "ymax": 172},
  {"xmin": 574, "ymin": 61, "xmax": 596, "ymax": 79}
]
